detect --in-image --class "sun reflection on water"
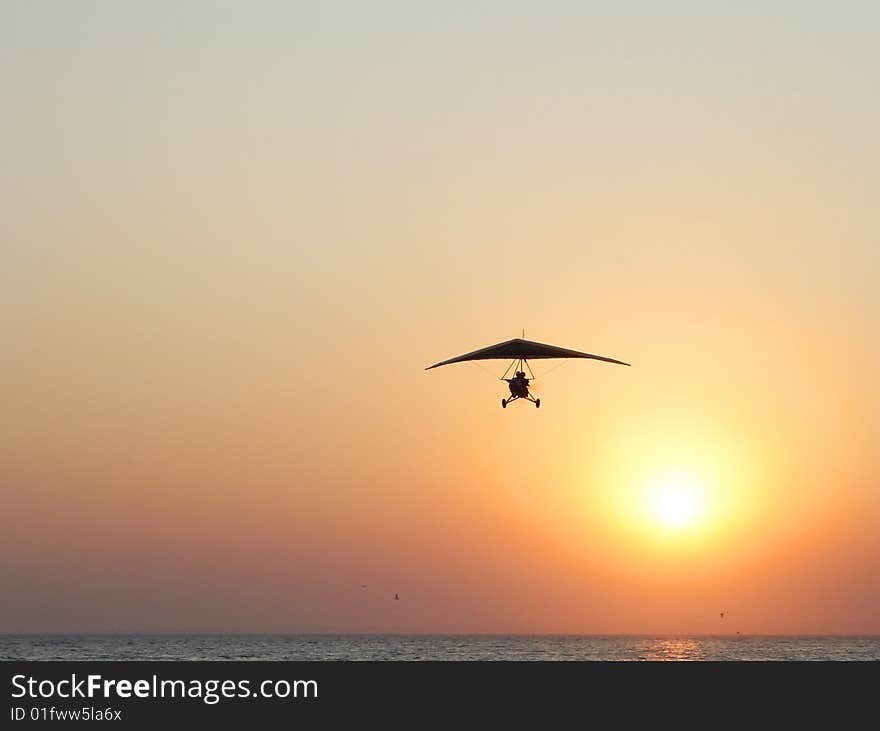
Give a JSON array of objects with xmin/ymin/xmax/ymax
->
[{"xmin": 642, "ymin": 638, "xmax": 707, "ymax": 661}]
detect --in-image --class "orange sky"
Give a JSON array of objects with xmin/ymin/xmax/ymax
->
[{"xmin": 2, "ymin": 3, "xmax": 878, "ymax": 634}]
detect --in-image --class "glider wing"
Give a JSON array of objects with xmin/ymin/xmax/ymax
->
[{"xmin": 425, "ymin": 338, "xmax": 630, "ymax": 369}]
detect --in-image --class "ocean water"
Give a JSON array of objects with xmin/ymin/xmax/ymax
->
[{"xmin": 2, "ymin": 635, "xmax": 878, "ymax": 661}]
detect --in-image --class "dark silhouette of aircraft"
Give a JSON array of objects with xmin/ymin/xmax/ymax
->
[
  {"xmin": 426, "ymin": 336, "xmax": 629, "ymax": 408},
  {"xmin": 720, "ymin": 612, "xmax": 725, "ymax": 619},
  {"xmin": 394, "ymin": 593, "xmax": 399, "ymax": 601},
  {"xmin": 503, "ymin": 370, "xmax": 538, "ymax": 408}
]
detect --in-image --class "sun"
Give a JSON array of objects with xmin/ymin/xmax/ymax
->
[
  {"xmin": 655, "ymin": 486, "xmax": 698, "ymax": 525},
  {"xmin": 646, "ymin": 469, "xmax": 705, "ymax": 528}
]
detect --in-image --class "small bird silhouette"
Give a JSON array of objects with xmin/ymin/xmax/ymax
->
[
  {"xmin": 360, "ymin": 584, "xmax": 368, "ymax": 589},
  {"xmin": 720, "ymin": 612, "xmax": 724, "ymax": 619},
  {"xmin": 394, "ymin": 593, "xmax": 399, "ymax": 601}
]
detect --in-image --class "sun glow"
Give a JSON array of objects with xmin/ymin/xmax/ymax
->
[
  {"xmin": 584, "ymin": 408, "xmax": 772, "ymax": 556},
  {"xmin": 646, "ymin": 469, "xmax": 705, "ymax": 528},
  {"xmin": 655, "ymin": 485, "xmax": 698, "ymax": 525}
]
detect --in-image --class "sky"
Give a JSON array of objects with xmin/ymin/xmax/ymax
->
[{"xmin": 2, "ymin": 1, "xmax": 878, "ymax": 634}]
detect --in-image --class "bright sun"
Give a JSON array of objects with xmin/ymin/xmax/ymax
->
[
  {"xmin": 655, "ymin": 487, "xmax": 698, "ymax": 525},
  {"xmin": 646, "ymin": 469, "xmax": 705, "ymax": 528}
]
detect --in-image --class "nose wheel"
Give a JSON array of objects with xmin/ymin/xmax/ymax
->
[
  {"xmin": 501, "ymin": 398, "xmax": 507, "ymax": 408},
  {"xmin": 535, "ymin": 399, "xmax": 541, "ymax": 408}
]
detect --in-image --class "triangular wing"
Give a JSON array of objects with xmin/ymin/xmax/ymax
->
[{"xmin": 425, "ymin": 338, "xmax": 630, "ymax": 369}]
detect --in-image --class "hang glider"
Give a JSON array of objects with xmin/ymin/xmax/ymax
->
[{"xmin": 426, "ymin": 337, "xmax": 630, "ymax": 408}]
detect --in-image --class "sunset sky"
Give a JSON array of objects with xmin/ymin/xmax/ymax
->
[{"xmin": 2, "ymin": 2, "xmax": 878, "ymax": 634}]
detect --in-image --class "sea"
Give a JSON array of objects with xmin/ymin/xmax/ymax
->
[{"xmin": 2, "ymin": 635, "xmax": 878, "ymax": 661}]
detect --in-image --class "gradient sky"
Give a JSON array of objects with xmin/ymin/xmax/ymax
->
[{"xmin": 2, "ymin": 1, "xmax": 878, "ymax": 634}]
